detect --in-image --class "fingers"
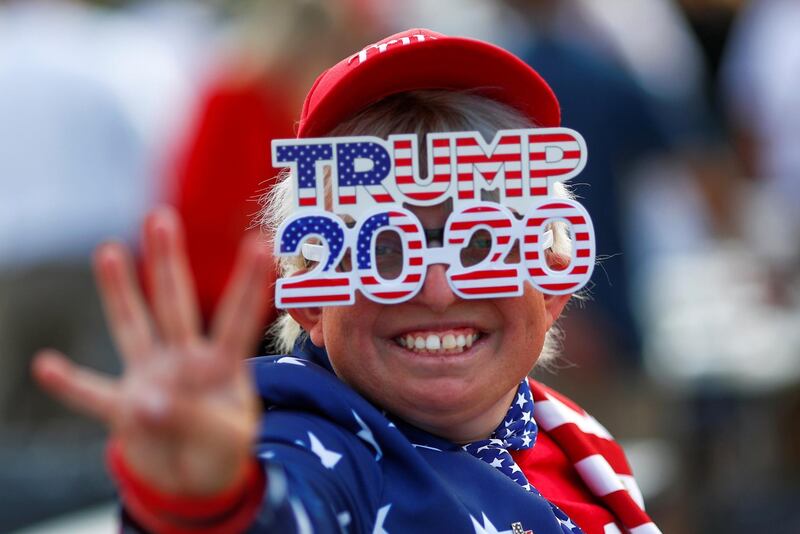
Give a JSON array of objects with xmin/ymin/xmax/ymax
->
[
  {"xmin": 211, "ymin": 232, "xmax": 273, "ymax": 359},
  {"xmin": 32, "ymin": 349, "xmax": 121, "ymax": 423},
  {"xmin": 94, "ymin": 242, "xmax": 155, "ymax": 367},
  {"xmin": 143, "ymin": 207, "xmax": 201, "ymax": 347}
]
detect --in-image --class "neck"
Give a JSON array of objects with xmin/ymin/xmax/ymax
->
[{"xmin": 410, "ymin": 386, "xmax": 518, "ymax": 444}]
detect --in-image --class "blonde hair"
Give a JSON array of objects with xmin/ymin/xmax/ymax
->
[{"xmin": 260, "ymin": 90, "xmax": 575, "ymax": 365}]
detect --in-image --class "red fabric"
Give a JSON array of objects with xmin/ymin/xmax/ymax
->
[
  {"xmin": 514, "ymin": 431, "xmax": 619, "ymax": 533},
  {"xmin": 298, "ymin": 28, "xmax": 560, "ymax": 138},
  {"xmin": 523, "ymin": 379, "xmax": 659, "ymax": 534},
  {"xmin": 548, "ymin": 424, "xmax": 633, "ymax": 475},
  {"xmin": 107, "ymin": 440, "xmax": 265, "ymax": 534},
  {"xmin": 170, "ymin": 75, "xmax": 294, "ymax": 327}
]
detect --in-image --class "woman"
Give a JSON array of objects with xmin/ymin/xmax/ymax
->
[{"xmin": 33, "ymin": 29, "xmax": 659, "ymax": 534}]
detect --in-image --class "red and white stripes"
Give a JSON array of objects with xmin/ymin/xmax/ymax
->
[
  {"xmin": 392, "ymin": 135, "xmax": 452, "ymax": 203},
  {"xmin": 528, "ymin": 129, "xmax": 586, "ymax": 198},
  {"xmin": 530, "ymin": 380, "xmax": 661, "ymax": 534},
  {"xmin": 445, "ymin": 203, "xmax": 523, "ymax": 298},
  {"xmin": 523, "ymin": 199, "xmax": 595, "ymax": 295},
  {"xmin": 454, "ymin": 134, "xmax": 524, "ymax": 201},
  {"xmin": 357, "ymin": 209, "xmax": 426, "ymax": 303},
  {"xmin": 277, "ymin": 274, "xmax": 354, "ymax": 308}
]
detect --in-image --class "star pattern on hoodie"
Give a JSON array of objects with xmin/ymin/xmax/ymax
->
[{"xmin": 463, "ymin": 379, "xmax": 585, "ymax": 534}]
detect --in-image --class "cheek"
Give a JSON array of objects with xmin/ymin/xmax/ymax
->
[
  {"xmin": 327, "ymin": 339, "xmax": 391, "ymax": 411},
  {"xmin": 321, "ymin": 303, "xmax": 385, "ymax": 384},
  {"xmin": 503, "ymin": 293, "xmax": 548, "ymax": 358},
  {"xmin": 321, "ymin": 308, "xmax": 362, "ymax": 358}
]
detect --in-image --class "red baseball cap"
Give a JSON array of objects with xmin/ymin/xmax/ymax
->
[{"xmin": 297, "ymin": 28, "xmax": 560, "ymax": 138}]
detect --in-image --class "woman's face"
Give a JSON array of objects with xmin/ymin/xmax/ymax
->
[{"xmin": 296, "ymin": 204, "xmax": 570, "ymax": 442}]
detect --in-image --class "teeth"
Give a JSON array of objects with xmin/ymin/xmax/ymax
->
[
  {"xmin": 395, "ymin": 330, "xmax": 482, "ymax": 354},
  {"xmin": 442, "ymin": 334, "xmax": 456, "ymax": 349}
]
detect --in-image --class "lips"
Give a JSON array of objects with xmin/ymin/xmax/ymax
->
[{"xmin": 393, "ymin": 327, "xmax": 482, "ymax": 355}]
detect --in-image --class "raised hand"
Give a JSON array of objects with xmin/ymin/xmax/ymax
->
[{"xmin": 32, "ymin": 207, "xmax": 273, "ymax": 497}]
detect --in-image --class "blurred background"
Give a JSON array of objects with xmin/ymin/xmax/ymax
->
[{"xmin": 1, "ymin": 0, "xmax": 798, "ymax": 532}]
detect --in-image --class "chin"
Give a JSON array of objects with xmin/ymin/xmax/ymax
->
[{"xmin": 392, "ymin": 374, "xmax": 486, "ymax": 419}]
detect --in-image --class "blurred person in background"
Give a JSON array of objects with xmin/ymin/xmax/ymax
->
[
  {"xmin": 170, "ymin": 0, "xmax": 383, "ymax": 343},
  {"xmin": 695, "ymin": 0, "xmax": 800, "ymax": 531},
  {"xmin": 677, "ymin": 0, "xmax": 744, "ymax": 117},
  {"xmin": 720, "ymin": 0, "xmax": 800, "ymax": 281},
  {"xmin": 0, "ymin": 0, "xmax": 214, "ymax": 530}
]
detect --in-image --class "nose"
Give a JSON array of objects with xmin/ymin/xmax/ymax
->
[{"xmin": 411, "ymin": 262, "xmax": 459, "ymax": 313}]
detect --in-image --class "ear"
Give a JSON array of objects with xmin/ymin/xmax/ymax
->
[
  {"xmin": 282, "ymin": 264, "xmax": 327, "ymax": 347},
  {"xmin": 542, "ymin": 292, "xmax": 572, "ymax": 329},
  {"xmin": 287, "ymin": 306, "xmax": 326, "ymax": 347}
]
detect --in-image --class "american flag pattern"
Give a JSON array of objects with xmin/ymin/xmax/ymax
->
[
  {"xmin": 528, "ymin": 129, "xmax": 587, "ymax": 198},
  {"xmin": 522, "ymin": 199, "xmax": 595, "ymax": 295},
  {"xmin": 275, "ymin": 212, "xmax": 354, "ymax": 308},
  {"xmin": 391, "ymin": 134, "xmax": 453, "ymax": 203},
  {"xmin": 529, "ymin": 380, "xmax": 662, "ymax": 534},
  {"xmin": 274, "ymin": 142, "xmax": 333, "ymax": 208},
  {"xmin": 454, "ymin": 133, "xmax": 524, "ymax": 202},
  {"xmin": 464, "ymin": 379, "xmax": 585, "ymax": 534},
  {"xmin": 354, "ymin": 208, "xmax": 425, "ymax": 303},
  {"xmin": 335, "ymin": 141, "xmax": 394, "ymax": 207},
  {"xmin": 445, "ymin": 202, "xmax": 524, "ymax": 298}
]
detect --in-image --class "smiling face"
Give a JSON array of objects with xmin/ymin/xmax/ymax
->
[
  {"xmin": 292, "ymin": 204, "xmax": 570, "ymax": 443},
  {"xmin": 280, "ymin": 90, "xmax": 573, "ymax": 441}
]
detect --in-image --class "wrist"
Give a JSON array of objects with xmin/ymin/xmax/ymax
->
[{"xmin": 107, "ymin": 438, "xmax": 265, "ymax": 534}]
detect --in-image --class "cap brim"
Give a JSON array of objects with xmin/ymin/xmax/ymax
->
[{"xmin": 297, "ymin": 35, "xmax": 560, "ymax": 138}]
